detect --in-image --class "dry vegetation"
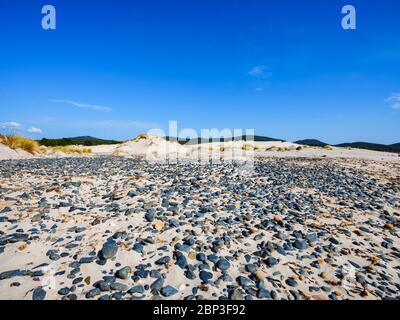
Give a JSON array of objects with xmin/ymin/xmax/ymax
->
[
  {"xmin": 50, "ymin": 146, "xmax": 92, "ymax": 154},
  {"xmin": 0, "ymin": 134, "xmax": 39, "ymax": 154},
  {"xmin": 132, "ymin": 133, "xmax": 149, "ymax": 142}
]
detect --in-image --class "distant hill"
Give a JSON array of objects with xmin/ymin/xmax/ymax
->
[
  {"xmin": 38, "ymin": 136, "xmax": 122, "ymax": 147},
  {"xmin": 336, "ymin": 142, "xmax": 400, "ymax": 153},
  {"xmin": 165, "ymin": 135, "xmax": 284, "ymax": 145},
  {"xmin": 390, "ymin": 143, "xmax": 400, "ymax": 148},
  {"xmin": 295, "ymin": 139, "xmax": 329, "ymax": 147}
]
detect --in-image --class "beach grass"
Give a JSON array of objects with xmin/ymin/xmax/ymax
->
[
  {"xmin": 50, "ymin": 146, "xmax": 92, "ymax": 154},
  {"xmin": 0, "ymin": 134, "xmax": 40, "ymax": 154}
]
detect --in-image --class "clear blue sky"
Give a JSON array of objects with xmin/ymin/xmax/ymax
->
[{"xmin": 0, "ymin": 0, "xmax": 399, "ymax": 144}]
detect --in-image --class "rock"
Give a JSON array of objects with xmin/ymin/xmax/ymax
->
[
  {"xmin": 237, "ymin": 276, "xmax": 252, "ymax": 287},
  {"xmin": 255, "ymin": 271, "xmax": 266, "ymax": 281},
  {"xmin": 58, "ymin": 287, "xmax": 70, "ymax": 296},
  {"xmin": 115, "ymin": 266, "xmax": 131, "ymax": 280},
  {"xmin": 128, "ymin": 285, "xmax": 145, "ymax": 294},
  {"xmin": 248, "ymin": 227, "xmax": 258, "ymax": 234},
  {"xmin": 145, "ymin": 211, "xmax": 155, "ymax": 222},
  {"xmin": 245, "ymin": 264, "xmax": 257, "ymax": 273},
  {"xmin": 110, "ymin": 282, "xmax": 129, "ymax": 291},
  {"xmin": 196, "ymin": 253, "xmax": 206, "ymax": 262},
  {"xmin": 312, "ymin": 294, "xmax": 329, "ymax": 300},
  {"xmin": 150, "ymin": 277, "xmax": 164, "ymax": 291},
  {"xmin": 216, "ymin": 259, "xmax": 230, "ymax": 271},
  {"xmin": 230, "ymin": 288, "xmax": 244, "ymax": 300},
  {"xmin": 285, "ymin": 278, "xmax": 298, "ymax": 287},
  {"xmin": 79, "ymin": 256, "xmax": 96, "ymax": 264},
  {"xmin": 133, "ymin": 243, "xmax": 144, "ymax": 253},
  {"xmin": 320, "ymin": 272, "xmax": 330, "ymax": 280},
  {"xmin": 265, "ymin": 257, "xmax": 278, "ymax": 267},
  {"xmin": 100, "ymin": 242, "xmax": 118, "ymax": 260},
  {"xmin": 154, "ymin": 220, "xmax": 165, "ymax": 231},
  {"xmin": 176, "ymin": 255, "xmax": 188, "ymax": 269},
  {"xmin": 0, "ymin": 269, "xmax": 26, "ymax": 280},
  {"xmin": 161, "ymin": 285, "xmax": 179, "ymax": 297},
  {"xmin": 258, "ymin": 288, "xmax": 271, "ymax": 299},
  {"xmin": 32, "ymin": 288, "xmax": 46, "ymax": 300},
  {"xmin": 155, "ymin": 256, "xmax": 171, "ymax": 265},
  {"xmin": 199, "ymin": 271, "xmax": 213, "ymax": 283},
  {"xmin": 384, "ymin": 223, "xmax": 393, "ymax": 230},
  {"xmin": 294, "ymin": 240, "xmax": 308, "ymax": 250},
  {"xmin": 86, "ymin": 288, "xmax": 101, "ymax": 299},
  {"xmin": 329, "ymin": 237, "xmax": 340, "ymax": 245}
]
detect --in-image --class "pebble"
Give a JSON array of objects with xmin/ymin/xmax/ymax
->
[
  {"xmin": 199, "ymin": 271, "xmax": 213, "ymax": 283},
  {"xmin": 32, "ymin": 288, "xmax": 46, "ymax": 300},
  {"xmin": 216, "ymin": 259, "xmax": 231, "ymax": 271},
  {"xmin": 0, "ymin": 156, "xmax": 398, "ymax": 301},
  {"xmin": 115, "ymin": 266, "xmax": 131, "ymax": 280},
  {"xmin": 161, "ymin": 285, "xmax": 179, "ymax": 297},
  {"xmin": 100, "ymin": 242, "xmax": 118, "ymax": 260}
]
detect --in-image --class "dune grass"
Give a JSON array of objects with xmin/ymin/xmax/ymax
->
[
  {"xmin": 133, "ymin": 133, "xmax": 149, "ymax": 142},
  {"xmin": 0, "ymin": 134, "xmax": 40, "ymax": 154},
  {"xmin": 241, "ymin": 144, "xmax": 253, "ymax": 151},
  {"xmin": 50, "ymin": 146, "xmax": 92, "ymax": 154}
]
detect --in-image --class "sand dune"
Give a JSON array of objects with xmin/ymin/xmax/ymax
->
[{"xmin": 1, "ymin": 135, "xmax": 399, "ymax": 162}]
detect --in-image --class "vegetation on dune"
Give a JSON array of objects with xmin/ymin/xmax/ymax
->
[
  {"xmin": 133, "ymin": 133, "xmax": 149, "ymax": 142},
  {"xmin": 241, "ymin": 144, "xmax": 253, "ymax": 151},
  {"xmin": 38, "ymin": 136, "xmax": 121, "ymax": 147},
  {"xmin": 0, "ymin": 134, "xmax": 39, "ymax": 154},
  {"xmin": 50, "ymin": 146, "xmax": 92, "ymax": 154}
]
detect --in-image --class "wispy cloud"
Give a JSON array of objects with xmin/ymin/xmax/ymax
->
[
  {"xmin": 248, "ymin": 65, "xmax": 272, "ymax": 78},
  {"xmin": 52, "ymin": 99, "xmax": 112, "ymax": 112},
  {"xmin": 27, "ymin": 127, "xmax": 43, "ymax": 133},
  {"xmin": 386, "ymin": 93, "xmax": 400, "ymax": 110},
  {"xmin": 0, "ymin": 121, "xmax": 23, "ymax": 130}
]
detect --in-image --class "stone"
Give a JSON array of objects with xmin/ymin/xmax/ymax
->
[
  {"xmin": 32, "ymin": 288, "xmax": 46, "ymax": 300},
  {"xmin": 155, "ymin": 256, "xmax": 171, "ymax": 265},
  {"xmin": 154, "ymin": 220, "xmax": 165, "ymax": 231},
  {"xmin": 199, "ymin": 271, "xmax": 213, "ymax": 283},
  {"xmin": 86, "ymin": 288, "xmax": 101, "ymax": 299},
  {"xmin": 285, "ymin": 278, "xmax": 298, "ymax": 287},
  {"xmin": 128, "ymin": 285, "xmax": 145, "ymax": 294},
  {"xmin": 216, "ymin": 259, "xmax": 230, "ymax": 271},
  {"xmin": 115, "ymin": 266, "xmax": 131, "ymax": 280},
  {"xmin": 161, "ymin": 285, "xmax": 178, "ymax": 297},
  {"xmin": 100, "ymin": 242, "xmax": 118, "ymax": 260},
  {"xmin": 230, "ymin": 288, "xmax": 244, "ymax": 300}
]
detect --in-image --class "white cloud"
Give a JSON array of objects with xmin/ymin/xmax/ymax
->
[
  {"xmin": 255, "ymin": 87, "xmax": 265, "ymax": 92},
  {"xmin": 0, "ymin": 121, "xmax": 23, "ymax": 130},
  {"xmin": 248, "ymin": 65, "xmax": 271, "ymax": 78},
  {"xmin": 386, "ymin": 93, "xmax": 400, "ymax": 110},
  {"xmin": 52, "ymin": 99, "xmax": 112, "ymax": 112},
  {"xmin": 0, "ymin": 122, "xmax": 43, "ymax": 134},
  {"xmin": 27, "ymin": 127, "xmax": 43, "ymax": 133}
]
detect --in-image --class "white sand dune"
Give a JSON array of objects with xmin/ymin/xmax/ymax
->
[
  {"xmin": 113, "ymin": 135, "xmax": 188, "ymax": 157},
  {"xmin": 0, "ymin": 144, "xmax": 33, "ymax": 160},
  {"xmin": 1, "ymin": 135, "xmax": 399, "ymax": 162}
]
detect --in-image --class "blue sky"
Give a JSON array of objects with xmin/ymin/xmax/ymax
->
[{"xmin": 0, "ymin": 0, "xmax": 399, "ymax": 144}]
